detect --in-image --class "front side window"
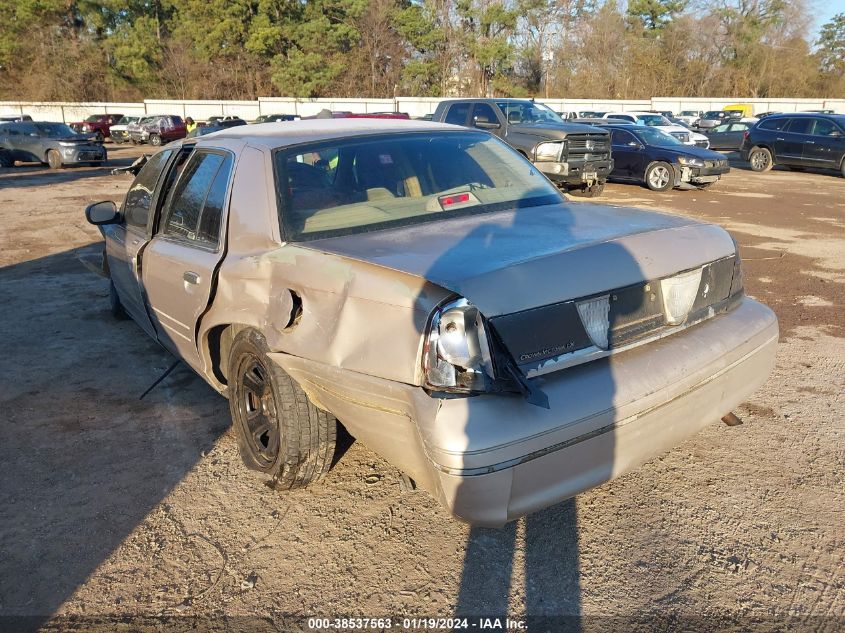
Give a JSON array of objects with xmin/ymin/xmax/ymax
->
[
  {"xmin": 274, "ymin": 131, "xmax": 563, "ymax": 241},
  {"xmin": 161, "ymin": 151, "xmax": 232, "ymax": 247},
  {"xmin": 123, "ymin": 150, "xmax": 173, "ymax": 228},
  {"xmin": 812, "ymin": 119, "xmax": 842, "ymax": 137},
  {"xmin": 610, "ymin": 129, "xmax": 637, "ymax": 145},
  {"xmin": 471, "ymin": 103, "xmax": 498, "ymax": 126},
  {"xmin": 35, "ymin": 123, "xmax": 76, "ymax": 137}
]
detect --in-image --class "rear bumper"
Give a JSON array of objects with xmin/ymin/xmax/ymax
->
[
  {"xmin": 271, "ymin": 298, "xmax": 777, "ymax": 527},
  {"xmin": 426, "ymin": 297, "xmax": 777, "ymax": 525}
]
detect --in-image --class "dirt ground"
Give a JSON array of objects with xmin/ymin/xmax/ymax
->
[{"xmin": 0, "ymin": 145, "xmax": 843, "ymax": 631}]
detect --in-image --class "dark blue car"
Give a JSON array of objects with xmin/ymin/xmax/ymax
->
[{"xmin": 600, "ymin": 123, "xmax": 730, "ymax": 191}]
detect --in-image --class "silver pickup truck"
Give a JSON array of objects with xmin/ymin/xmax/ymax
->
[{"xmin": 432, "ymin": 99, "xmax": 613, "ymax": 197}]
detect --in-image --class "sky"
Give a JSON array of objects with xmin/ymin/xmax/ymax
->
[{"xmin": 812, "ymin": 0, "xmax": 845, "ymax": 37}]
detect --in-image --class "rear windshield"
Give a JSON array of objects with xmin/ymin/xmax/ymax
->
[{"xmin": 273, "ymin": 131, "xmax": 563, "ymax": 241}]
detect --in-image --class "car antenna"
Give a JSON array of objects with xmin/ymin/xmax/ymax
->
[{"xmin": 139, "ymin": 359, "xmax": 181, "ymax": 400}]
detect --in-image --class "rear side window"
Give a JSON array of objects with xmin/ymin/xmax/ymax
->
[
  {"xmin": 758, "ymin": 118, "xmax": 787, "ymax": 131},
  {"xmin": 787, "ymin": 118, "xmax": 812, "ymax": 134},
  {"xmin": 445, "ymin": 103, "xmax": 470, "ymax": 125},
  {"xmin": 123, "ymin": 150, "xmax": 173, "ymax": 228},
  {"xmin": 161, "ymin": 151, "xmax": 233, "ymax": 247}
]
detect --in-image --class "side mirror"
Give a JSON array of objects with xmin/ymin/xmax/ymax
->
[
  {"xmin": 85, "ymin": 200, "xmax": 120, "ymax": 225},
  {"xmin": 474, "ymin": 119, "xmax": 501, "ymax": 130}
]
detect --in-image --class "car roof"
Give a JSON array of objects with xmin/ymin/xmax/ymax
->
[
  {"xmin": 763, "ymin": 112, "xmax": 844, "ymax": 121},
  {"xmin": 196, "ymin": 119, "xmax": 465, "ymax": 149}
]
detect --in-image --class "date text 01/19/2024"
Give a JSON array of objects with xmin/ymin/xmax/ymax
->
[{"xmin": 307, "ymin": 617, "xmax": 527, "ymax": 630}]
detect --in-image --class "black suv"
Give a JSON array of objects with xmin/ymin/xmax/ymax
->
[
  {"xmin": 741, "ymin": 113, "xmax": 845, "ymax": 177},
  {"xmin": 432, "ymin": 99, "xmax": 613, "ymax": 197}
]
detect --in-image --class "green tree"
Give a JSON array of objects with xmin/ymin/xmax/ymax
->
[
  {"xmin": 627, "ymin": 0, "xmax": 686, "ymax": 32},
  {"xmin": 816, "ymin": 13, "xmax": 845, "ymax": 76}
]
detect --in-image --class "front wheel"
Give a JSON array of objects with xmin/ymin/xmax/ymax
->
[
  {"xmin": 149, "ymin": 134, "xmax": 161, "ymax": 147},
  {"xmin": 228, "ymin": 329, "xmax": 337, "ymax": 489},
  {"xmin": 748, "ymin": 147, "xmax": 773, "ymax": 172},
  {"xmin": 645, "ymin": 161, "xmax": 674, "ymax": 191},
  {"xmin": 46, "ymin": 149, "xmax": 62, "ymax": 169}
]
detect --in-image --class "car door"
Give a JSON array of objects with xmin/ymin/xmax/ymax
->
[
  {"xmin": 775, "ymin": 118, "xmax": 810, "ymax": 164},
  {"xmin": 707, "ymin": 123, "xmax": 731, "ymax": 149},
  {"xmin": 103, "ymin": 149, "xmax": 175, "ymax": 337},
  {"xmin": 725, "ymin": 122, "xmax": 750, "ymax": 150},
  {"xmin": 609, "ymin": 128, "xmax": 644, "ymax": 180},
  {"xmin": 802, "ymin": 118, "xmax": 844, "ymax": 168},
  {"xmin": 11, "ymin": 123, "xmax": 41, "ymax": 161},
  {"xmin": 140, "ymin": 149, "xmax": 234, "ymax": 368}
]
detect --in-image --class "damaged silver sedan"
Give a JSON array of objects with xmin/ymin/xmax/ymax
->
[{"xmin": 86, "ymin": 120, "xmax": 778, "ymax": 526}]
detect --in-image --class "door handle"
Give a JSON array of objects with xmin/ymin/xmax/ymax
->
[
  {"xmin": 776, "ymin": 137, "xmax": 784, "ymax": 141},
  {"xmin": 805, "ymin": 141, "xmax": 815, "ymax": 144},
  {"xmin": 132, "ymin": 239, "xmax": 141, "ymax": 246},
  {"xmin": 183, "ymin": 271, "xmax": 200, "ymax": 284}
]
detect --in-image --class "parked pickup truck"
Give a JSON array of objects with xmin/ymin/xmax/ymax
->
[
  {"xmin": 69, "ymin": 114, "xmax": 124, "ymax": 142},
  {"xmin": 432, "ymin": 99, "xmax": 613, "ymax": 197}
]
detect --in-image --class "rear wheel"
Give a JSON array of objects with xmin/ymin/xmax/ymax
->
[
  {"xmin": 748, "ymin": 146, "xmax": 773, "ymax": 172},
  {"xmin": 645, "ymin": 162, "xmax": 674, "ymax": 191},
  {"xmin": 228, "ymin": 329, "xmax": 337, "ymax": 489},
  {"xmin": 46, "ymin": 149, "xmax": 62, "ymax": 169}
]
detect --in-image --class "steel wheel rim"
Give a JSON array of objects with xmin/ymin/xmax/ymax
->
[
  {"xmin": 237, "ymin": 355, "xmax": 280, "ymax": 466},
  {"xmin": 649, "ymin": 165, "xmax": 670, "ymax": 188},
  {"xmin": 751, "ymin": 151, "xmax": 769, "ymax": 170}
]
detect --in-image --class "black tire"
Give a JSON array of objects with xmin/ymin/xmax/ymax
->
[
  {"xmin": 569, "ymin": 181, "xmax": 605, "ymax": 198},
  {"xmin": 94, "ymin": 131, "xmax": 104, "ymax": 143},
  {"xmin": 46, "ymin": 149, "xmax": 62, "ymax": 169},
  {"xmin": 228, "ymin": 328, "xmax": 337, "ymax": 489},
  {"xmin": 149, "ymin": 133, "xmax": 162, "ymax": 147},
  {"xmin": 748, "ymin": 146, "xmax": 773, "ymax": 172},
  {"xmin": 109, "ymin": 280, "xmax": 128, "ymax": 320},
  {"xmin": 645, "ymin": 161, "xmax": 674, "ymax": 191},
  {"xmin": 130, "ymin": 139, "xmax": 138, "ymax": 145},
  {"xmin": 840, "ymin": 158, "xmax": 845, "ymax": 178},
  {"xmin": 0, "ymin": 153, "xmax": 11, "ymax": 168},
  {"xmin": 112, "ymin": 136, "xmax": 124, "ymax": 145}
]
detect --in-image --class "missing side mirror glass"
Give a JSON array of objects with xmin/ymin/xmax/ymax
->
[{"xmin": 85, "ymin": 200, "xmax": 120, "ymax": 225}]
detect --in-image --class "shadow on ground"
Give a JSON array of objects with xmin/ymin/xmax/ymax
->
[{"xmin": 0, "ymin": 244, "xmax": 229, "ymax": 629}]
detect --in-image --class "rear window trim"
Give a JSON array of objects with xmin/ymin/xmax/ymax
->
[{"xmin": 270, "ymin": 130, "xmax": 563, "ymax": 243}]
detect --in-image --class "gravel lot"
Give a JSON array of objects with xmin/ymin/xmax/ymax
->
[{"xmin": 0, "ymin": 145, "xmax": 842, "ymax": 631}]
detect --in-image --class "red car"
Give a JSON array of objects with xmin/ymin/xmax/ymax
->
[{"xmin": 69, "ymin": 114, "xmax": 124, "ymax": 141}]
